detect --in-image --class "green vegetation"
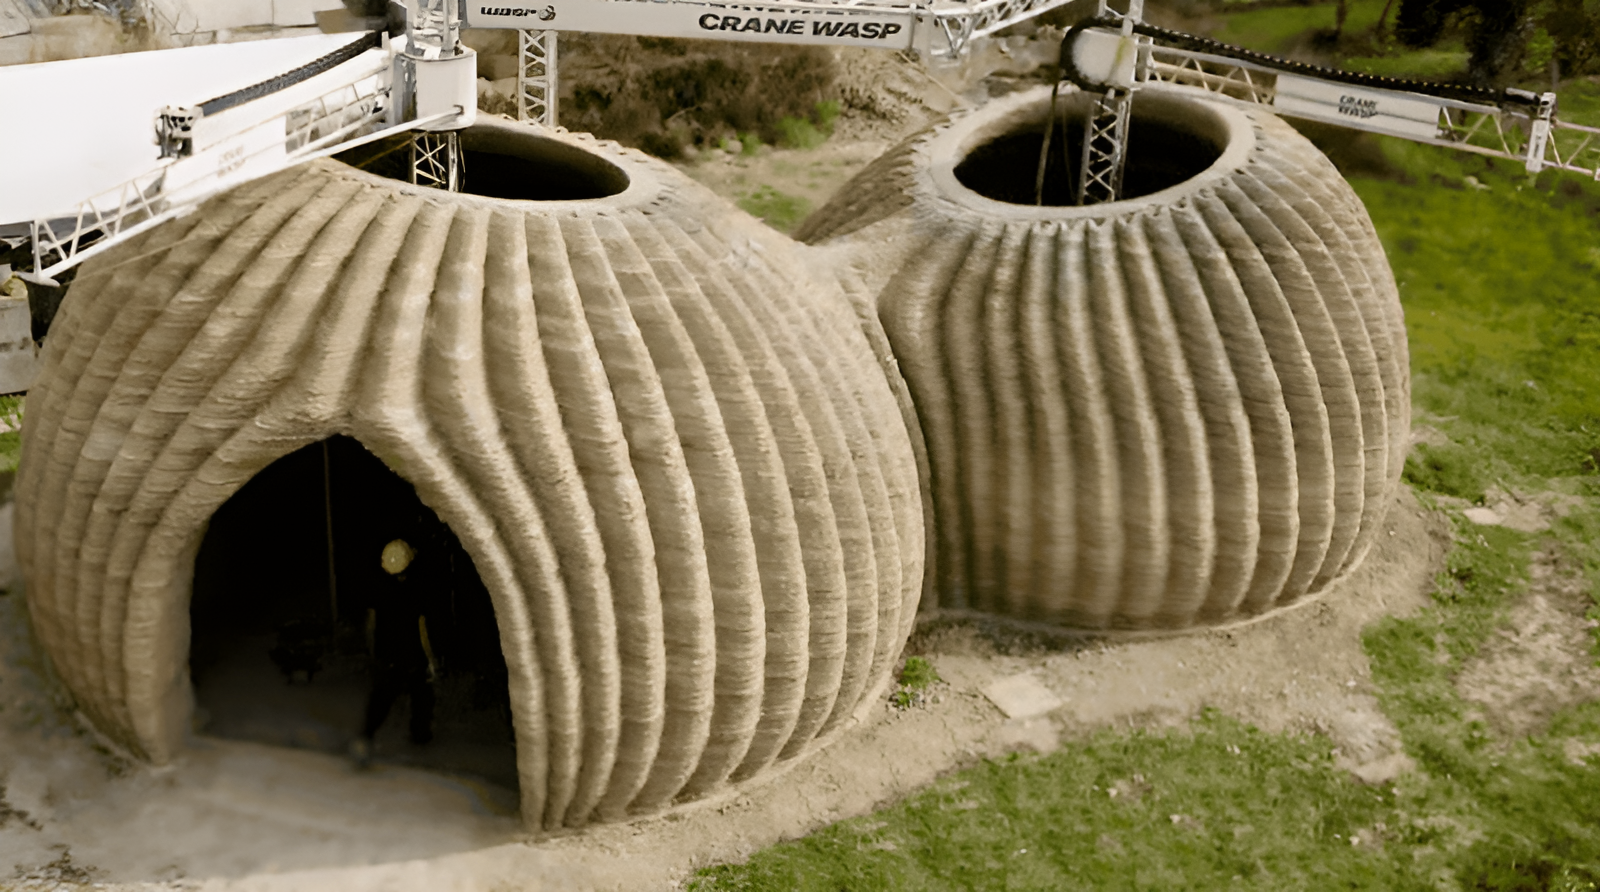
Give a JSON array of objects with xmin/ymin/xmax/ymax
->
[
  {"xmin": 690, "ymin": 712, "xmax": 1410, "ymax": 891},
  {"xmin": 736, "ymin": 185, "xmax": 812, "ymax": 233},
  {"xmin": 726, "ymin": 133, "xmax": 763, "ymax": 157},
  {"xmin": 558, "ymin": 34, "xmax": 837, "ymax": 158},
  {"xmin": 889, "ymin": 656, "xmax": 942, "ymax": 709},
  {"xmin": 898, "ymin": 656, "xmax": 940, "ymax": 691},
  {"xmin": 1215, "ymin": 0, "xmax": 1388, "ymax": 51},
  {"xmin": 0, "ymin": 396, "xmax": 20, "ymax": 475},
  {"xmin": 1363, "ymin": 523, "xmax": 1600, "ymax": 890},
  {"xmin": 1341, "ymin": 47, "xmax": 1469, "ymax": 78},
  {"xmin": 1353, "ymin": 98, "xmax": 1600, "ymax": 489},
  {"xmin": 775, "ymin": 100, "xmax": 842, "ymax": 151}
]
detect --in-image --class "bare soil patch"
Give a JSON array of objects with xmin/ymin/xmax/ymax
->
[{"xmin": 1457, "ymin": 549, "xmax": 1600, "ymax": 740}]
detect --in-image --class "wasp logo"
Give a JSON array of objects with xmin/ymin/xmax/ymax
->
[{"xmin": 481, "ymin": 6, "xmax": 555, "ymax": 20}]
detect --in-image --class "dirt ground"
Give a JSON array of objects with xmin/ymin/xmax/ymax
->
[
  {"xmin": 1457, "ymin": 547, "xmax": 1600, "ymax": 743},
  {"xmin": 0, "ymin": 487, "xmax": 1451, "ymax": 892}
]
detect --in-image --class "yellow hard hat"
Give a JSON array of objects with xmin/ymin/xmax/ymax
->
[{"xmin": 381, "ymin": 539, "xmax": 414, "ymax": 575}]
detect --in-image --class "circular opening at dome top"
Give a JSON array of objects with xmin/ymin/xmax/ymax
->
[
  {"xmin": 954, "ymin": 95, "xmax": 1227, "ymax": 206},
  {"xmin": 336, "ymin": 121, "xmax": 630, "ymax": 201}
]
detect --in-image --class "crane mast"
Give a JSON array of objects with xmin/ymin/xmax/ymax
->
[{"xmin": 396, "ymin": 0, "xmax": 477, "ymax": 190}]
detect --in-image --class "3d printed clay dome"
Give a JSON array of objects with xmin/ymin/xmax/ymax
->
[
  {"xmin": 15, "ymin": 118, "xmax": 924, "ymax": 830},
  {"xmin": 801, "ymin": 86, "xmax": 1408, "ymax": 630}
]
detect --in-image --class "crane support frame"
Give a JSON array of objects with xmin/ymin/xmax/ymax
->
[
  {"xmin": 1077, "ymin": 88, "xmax": 1131, "ymax": 204},
  {"xmin": 518, "ymin": 29, "xmax": 558, "ymax": 127},
  {"xmin": 26, "ymin": 46, "xmax": 396, "ymax": 284},
  {"xmin": 1060, "ymin": 18, "xmax": 1600, "ymax": 204},
  {"xmin": 468, "ymin": 0, "xmax": 1076, "ymax": 58},
  {"xmin": 411, "ymin": 130, "xmax": 465, "ymax": 189},
  {"xmin": 1136, "ymin": 39, "xmax": 1600, "ymax": 179}
]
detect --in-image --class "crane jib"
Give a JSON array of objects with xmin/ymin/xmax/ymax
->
[{"xmin": 463, "ymin": 1, "xmax": 916, "ymax": 49}]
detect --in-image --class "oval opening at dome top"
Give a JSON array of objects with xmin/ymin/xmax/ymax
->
[
  {"xmin": 335, "ymin": 122, "xmax": 631, "ymax": 201},
  {"xmin": 954, "ymin": 104, "xmax": 1226, "ymax": 207}
]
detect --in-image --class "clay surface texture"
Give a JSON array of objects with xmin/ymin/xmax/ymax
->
[
  {"xmin": 14, "ymin": 120, "xmax": 924, "ymax": 831},
  {"xmin": 802, "ymin": 86, "xmax": 1410, "ymax": 630}
]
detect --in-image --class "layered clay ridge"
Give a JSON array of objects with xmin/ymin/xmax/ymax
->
[
  {"xmin": 800, "ymin": 86, "xmax": 1408, "ymax": 630},
  {"xmin": 15, "ymin": 125, "xmax": 923, "ymax": 831}
]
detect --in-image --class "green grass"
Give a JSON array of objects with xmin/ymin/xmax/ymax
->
[
  {"xmin": 0, "ymin": 396, "xmax": 21, "ymax": 474},
  {"xmin": 1555, "ymin": 80, "xmax": 1600, "ymax": 126},
  {"xmin": 1352, "ymin": 129, "xmax": 1600, "ymax": 488},
  {"xmin": 1214, "ymin": 0, "xmax": 1388, "ymax": 52},
  {"xmin": 737, "ymin": 185, "xmax": 812, "ymax": 234},
  {"xmin": 899, "ymin": 656, "xmax": 940, "ymax": 691},
  {"xmin": 889, "ymin": 656, "xmax": 942, "ymax": 709},
  {"xmin": 691, "ymin": 711, "xmax": 1411, "ymax": 891},
  {"xmin": 775, "ymin": 101, "xmax": 841, "ymax": 151},
  {"xmin": 1362, "ymin": 523, "xmax": 1600, "ymax": 890},
  {"xmin": 1341, "ymin": 48, "xmax": 1469, "ymax": 79}
]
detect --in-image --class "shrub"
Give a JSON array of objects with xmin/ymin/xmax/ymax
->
[{"xmin": 557, "ymin": 35, "xmax": 838, "ymax": 157}]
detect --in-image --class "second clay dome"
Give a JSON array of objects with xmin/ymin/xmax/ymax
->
[{"xmin": 800, "ymin": 86, "xmax": 1410, "ymax": 631}]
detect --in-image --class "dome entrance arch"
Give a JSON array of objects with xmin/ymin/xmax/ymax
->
[{"xmin": 189, "ymin": 435, "xmax": 518, "ymax": 796}]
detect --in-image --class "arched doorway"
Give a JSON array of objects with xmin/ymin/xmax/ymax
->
[{"xmin": 188, "ymin": 436, "xmax": 518, "ymax": 795}]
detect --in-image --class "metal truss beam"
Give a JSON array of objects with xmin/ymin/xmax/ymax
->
[
  {"xmin": 518, "ymin": 30, "xmax": 558, "ymax": 127},
  {"xmin": 926, "ymin": 0, "xmax": 1077, "ymax": 58},
  {"xmin": 410, "ymin": 0, "xmax": 462, "ymax": 56},
  {"xmin": 1078, "ymin": 88, "xmax": 1131, "ymax": 205},
  {"xmin": 28, "ymin": 72, "xmax": 392, "ymax": 283},
  {"xmin": 410, "ymin": 130, "xmax": 463, "ymax": 191},
  {"xmin": 1138, "ymin": 40, "xmax": 1600, "ymax": 179},
  {"xmin": 469, "ymin": 0, "xmax": 1078, "ymax": 59}
]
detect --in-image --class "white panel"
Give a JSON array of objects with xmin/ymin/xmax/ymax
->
[
  {"xmin": 164, "ymin": 116, "xmax": 289, "ymax": 199},
  {"xmin": 1274, "ymin": 74, "xmax": 1441, "ymax": 141},
  {"xmin": 414, "ymin": 50, "xmax": 478, "ymax": 130},
  {"xmin": 465, "ymin": 0, "xmax": 916, "ymax": 50},
  {"xmin": 0, "ymin": 33, "xmax": 374, "ymax": 223}
]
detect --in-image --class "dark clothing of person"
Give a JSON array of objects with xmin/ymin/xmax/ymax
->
[
  {"xmin": 363, "ymin": 659, "xmax": 435, "ymax": 743},
  {"xmin": 369, "ymin": 569, "xmax": 432, "ymax": 673},
  {"xmin": 360, "ymin": 532, "xmax": 447, "ymax": 746}
]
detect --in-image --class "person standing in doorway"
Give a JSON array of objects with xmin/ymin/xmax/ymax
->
[{"xmin": 350, "ymin": 533, "xmax": 442, "ymax": 768}]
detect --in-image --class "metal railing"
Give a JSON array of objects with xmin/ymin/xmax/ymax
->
[
  {"xmin": 1135, "ymin": 37, "xmax": 1600, "ymax": 179},
  {"xmin": 28, "ymin": 64, "xmax": 396, "ymax": 283}
]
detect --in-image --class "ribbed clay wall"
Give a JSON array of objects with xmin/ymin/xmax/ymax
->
[
  {"xmin": 15, "ymin": 120, "xmax": 924, "ymax": 830},
  {"xmin": 801, "ymin": 87, "xmax": 1409, "ymax": 630}
]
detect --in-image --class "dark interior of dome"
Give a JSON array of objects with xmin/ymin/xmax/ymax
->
[
  {"xmin": 189, "ymin": 435, "xmax": 519, "ymax": 800},
  {"xmin": 335, "ymin": 127, "xmax": 630, "ymax": 200},
  {"xmin": 954, "ymin": 111, "xmax": 1225, "ymax": 206}
]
